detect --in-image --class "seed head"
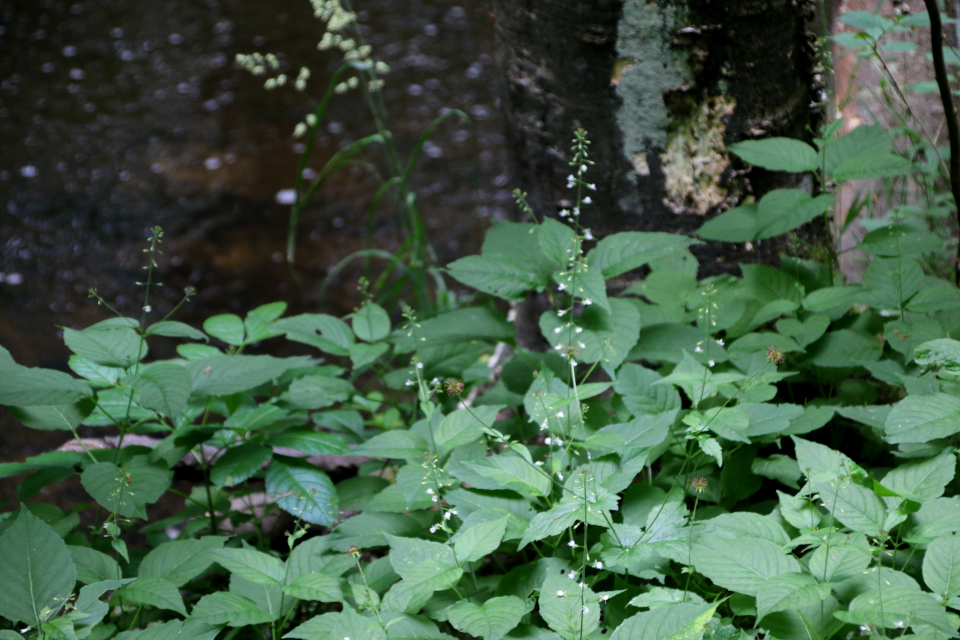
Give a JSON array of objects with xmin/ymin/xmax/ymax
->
[
  {"xmin": 767, "ymin": 346, "xmax": 786, "ymax": 365},
  {"xmin": 444, "ymin": 377, "xmax": 465, "ymax": 396}
]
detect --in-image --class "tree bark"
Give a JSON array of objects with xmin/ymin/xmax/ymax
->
[{"xmin": 492, "ymin": 0, "xmax": 827, "ymax": 277}]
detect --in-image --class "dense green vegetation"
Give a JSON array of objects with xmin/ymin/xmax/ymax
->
[{"xmin": 4, "ymin": 4, "xmax": 960, "ymax": 640}]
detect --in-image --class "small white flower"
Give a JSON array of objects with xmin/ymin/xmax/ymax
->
[
  {"xmin": 578, "ymin": 342, "xmax": 585, "ymax": 349},
  {"xmin": 568, "ymin": 540, "xmax": 576, "ymax": 548},
  {"xmin": 580, "ymin": 164, "xmax": 588, "ymax": 174},
  {"xmin": 859, "ymin": 626, "xmax": 869, "ymax": 633},
  {"xmin": 567, "ymin": 571, "xmax": 576, "ymax": 579},
  {"xmin": 896, "ymin": 621, "xmax": 905, "ymax": 629},
  {"xmin": 544, "ymin": 437, "xmax": 553, "ymax": 445},
  {"xmin": 405, "ymin": 379, "xmax": 414, "ymax": 386},
  {"xmin": 579, "ymin": 582, "xmax": 586, "ymax": 589},
  {"xmin": 587, "ymin": 452, "xmax": 592, "ymax": 460},
  {"xmin": 416, "ymin": 362, "xmax": 423, "ymax": 369},
  {"xmin": 452, "ymin": 509, "xmax": 458, "ymax": 515},
  {"xmin": 717, "ymin": 338, "xmax": 724, "ymax": 346},
  {"xmin": 557, "ymin": 411, "xmax": 565, "ymax": 418},
  {"xmin": 557, "ymin": 472, "xmax": 564, "ymax": 480},
  {"xmin": 694, "ymin": 345, "xmax": 702, "ymax": 353},
  {"xmin": 708, "ymin": 360, "xmax": 715, "ymax": 367},
  {"xmin": 583, "ymin": 298, "xmax": 592, "ymax": 305},
  {"xmin": 444, "ymin": 511, "xmax": 452, "ymax": 520},
  {"xmin": 554, "ymin": 326, "xmax": 562, "ymax": 334},
  {"xmin": 558, "ymin": 282, "xmax": 566, "ymax": 291},
  {"xmin": 554, "ymin": 345, "xmax": 562, "ymax": 350},
  {"xmin": 431, "ymin": 496, "xmax": 438, "ymax": 503},
  {"xmin": 595, "ymin": 561, "xmax": 603, "ymax": 569},
  {"xmin": 143, "ymin": 305, "xmax": 152, "ymax": 313},
  {"xmin": 556, "ymin": 438, "xmax": 563, "ymax": 446},
  {"xmin": 582, "ymin": 196, "xmax": 592, "ymax": 204},
  {"xmin": 535, "ymin": 461, "xmax": 544, "ymax": 466},
  {"xmin": 575, "ymin": 327, "xmax": 583, "ymax": 333},
  {"xmin": 557, "ymin": 590, "xmax": 565, "ymax": 597},
  {"xmin": 426, "ymin": 488, "xmax": 434, "ymax": 494},
  {"xmin": 559, "ymin": 209, "xmax": 569, "ymax": 218},
  {"xmin": 572, "ymin": 207, "xmax": 580, "ymax": 216},
  {"xmin": 567, "ymin": 174, "xmax": 575, "ymax": 183},
  {"xmin": 540, "ymin": 421, "xmax": 548, "ymax": 430},
  {"xmin": 582, "ymin": 605, "xmax": 590, "ymax": 614},
  {"xmin": 558, "ymin": 309, "xmax": 566, "ymax": 317},
  {"xmin": 602, "ymin": 594, "xmax": 610, "ymax": 602},
  {"xmin": 583, "ymin": 229, "xmax": 594, "ymax": 240},
  {"xmin": 588, "ymin": 183, "xmax": 597, "ymax": 190},
  {"xmin": 429, "ymin": 525, "xmax": 437, "ymax": 533}
]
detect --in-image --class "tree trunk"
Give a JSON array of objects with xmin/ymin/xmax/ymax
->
[{"xmin": 492, "ymin": 0, "xmax": 827, "ymax": 277}]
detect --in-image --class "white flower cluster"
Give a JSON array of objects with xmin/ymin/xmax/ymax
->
[{"xmin": 311, "ymin": 0, "xmax": 389, "ymax": 93}]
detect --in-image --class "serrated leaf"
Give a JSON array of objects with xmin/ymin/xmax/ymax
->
[
  {"xmin": 210, "ymin": 548, "xmax": 285, "ymax": 585},
  {"xmin": 741, "ymin": 264, "xmax": 804, "ymax": 305},
  {"xmin": 63, "ymin": 327, "xmax": 145, "ymax": 368},
  {"xmin": 282, "ymin": 573, "xmax": 342, "ymax": 602},
  {"xmin": 614, "ymin": 363, "xmax": 682, "ymax": 416},
  {"xmin": 268, "ymin": 429, "xmax": 349, "ymax": 456},
  {"xmin": 539, "ymin": 218, "xmax": 578, "ymax": 267},
  {"xmin": 265, "ymin": 456, "xmax": 338, "ymax": 526},
  {"xmin": 385, "ymin": 535, "xmax": 457, "ymax": 578},
  {"xmin": 446, "ymin": 255, "xmax": 547, "ymax": 301},
  {"xmin": 447, "ymin": 596, "xmax": 527, "ymax": 640},
  {"xmin": 588, "ymin": 232, "xmax": 699, "ymax": 279},
  {"xmin": 145, "ymin": 321, "xmax": 208, "ymax": 341},
  {"xmin": 831, "ymin": 153, "xmax": 914, "ymax": 182},
  {"xmin": 706, "ymin": 512, "xmax": 791, "ymax": 546},
  {"xmin": 118, "ymin": 577, "xmax": 187, "ymax": 616},
  {"xmin": 434, "ymin": 405, "xmax": 503, "ymax": 455},
  {"xmin": 611, "ymin": 602, "xmax": 717, "ymax": 640},
  {"xmin": 278, "ymin": 374, "xmax": 354, "ymax": 410},
  {"xmin": 883, "ymin": 451, "xmax": 955, "ymax": 502},
  {"xmin": 188, "ymin": 355, "xmax": 313, "ymax": 397},
  {"xmin": 353, "ymin": 302, "xmax": 391, "ymax": 343},
  {"xmin": 353, "ymin": 430, "xmax": 428, "ymax": 463},
  {"xmin": 139, "ymin": 537, "xmax": 225, "ymax": 587},
  {"xmin": 860, "ymin": 224, "xmax": 943, "ymax": 256},
  {"xmin": 80, "ymin": 457, "xmax": 171, "ymax": 519},
  {"xmin": 211, "ymin": 443, "xmax": 272, "ymax": 487},
  {"xmin": 190, "ymin": 592, "xmax": 276, "ymax": 627},
  {"xmin": 381, "ymin": 560, "xmax": 463, "ymax": 614},
  {"xmin": 203, "ymin": 314, "xmax": 245, "ymax": 346},
  {"xmin": 807, "ymin": 329, "xmax": 882, "ymax": 367},
  {"xmin": 728, "ymin": 137, "xmax": 818, "ymax": 172},
  {"xmin": 333, "ymin": 606, "xmax": 385, "ymax": 640},
  {"xmin": 466, "ymin": 454, "xmax": 552, "ymax": 497},
  {"xmin": 7, "ymin": 400, "xmax": 94, "ymax": 431},
  {"xmin": 539, "ymin": 571, "xmax": 602, "ymax": 640},
  {"xmin": 454, "ymin": 516, "xmax": 509, "ymax": 563},
  {"xmin": 924, "ymin": 535, "xmax": 960, "ymax": 599},
  {"xmin": 243, "ymin": 302, "xmax": 286, "ymax": 344},
  {"xmin": 555, "ymin": 260, "xmax": 610, "ymax": 313},
  {"xmin": 69, "ymin": 546, "xmax": 121, "ymax": 584},
  {"xmin": 754, "ymin": 189, "xmax": 833, "ymax": 240},
  {"xmin": 836, "ymin": 586, "xmax": 957, "ymax": 635},
  {"xmin": 0, "ymin": 366, "xmax": 92, "ymax": 406},
  {"xmin": 691, "ymin": 536, "xmax": 800, "ymax": 596},
  {"xmin": 0, "ymin": 509, "xmax": 78, "ymax": 627},
  {"xmin": 697, "ymin": 204, "xmax": 758, "ymax": 242},
  {"xmin": 114, "ymin": 621, "xmax": 220, "ymax": 640},
  {"xmin": 885, "ymin": 394, "xmax": 960, "ymax": 444},
  {"xmin": 273, "ymin": 313, "xmax": 354, "ymax": 355},
  {"xmin": 283, "ymin": 613, "xmax": 340, "ymax": 640},
  {"xmin": 756, "ymin": 573, "xmax": 831, "ymax": 619},
  {"xmin": 127, "ymin": 363, "xmax": 192, "ymax": 419}
]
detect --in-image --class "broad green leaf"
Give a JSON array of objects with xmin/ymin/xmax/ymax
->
[
  {"xmin": 611, "ymin": 602, "xmax": 717, "ymax": 640},
  {"xmin": 269, "ymin": 429, "xmax": 349, "ymax": 456},
  {"xmin": 139, "ymin": 537, "xmax": 225, "ymax": 587},
  {"xmin": 243, "ymin": 302, "xmax": 286, "ymax": 343},
  {"xmin": 885, "ymin": 394, "xmax": 960, "ymax": 444},
  {"xmin": 777, "ymin": 315, "xmax": 830, "ymax": 348},
  {"xmin": 697, "ymin": 204, "xmax": 758, "ymax": 242},
  {"xmin": 7, "ymin": 400, "xmax": 94, "ymax": 431},
  {"xmin": 823, "ymin": 125, "xmax": 892, "ymax": 176},
  {"xmin": 114, "ymin": 621, "xmax": 220, "ymax": 640},
  {"xmin": 630, "ymin": 324, "xmax": 718, "ymax": 365},
  {"xmin": 210, "ymin": 548, "xmax": 285, "ymax": 585},
  {"xmin": 203, "ymin": 314, "xmax": 245, "ymax": 346},
  {"xmin": 284, "ymin": 613, "xmax": 340, "ymax": 640},
  {"xmin": 211, "ymin": 443, "xmax": 272, "ymax": 487},
  {"xmin": 353, "ymin": 430, "xmax": 428, "ymax": 463},
  {"xmin": 68, "ymin": 354, "xmax": 125, "ymax": 387},
  {"xmin": 706, "ymin": 512, "xmax": 791, "ymax": 546},
  {"xmin": 814, "ymin": 474, "xmax": 887, "ymax": 535},
  {"xmin": 831, "ymin": 153, "xmax": 914, "ymax": 182},
  {"xmin": 278, "ymin": 374, "xmax": 354, "ymax": 410},
  {"xmin": 385, "ymin": 535, "xmax": 457, "ymax": 577},
  {"xmin": 835, "ymin": 586, "xmax": 957, "ymax": 635},
  {"xmin": 446, "ymin": 254, "xmax": 547, "ymax": 301},
  {"xmin": 588, "ymin": 232, "xmax": 699, "ymax": 279},
  {"xmin": 807, "ymin": 329, "xmax": 882, "ymax": 367},
  {"xmin": 282, "ymin": 573, "xmax": 342, "ymax": 603},
  {"xmin": 146, "ymin": 321, "xmax": 208, "ymax": 341},
  {"xmin": 434, "ymin": 405, "xmax": 503, "ymax": 455},
  {"xmin": 265, "ymin": 456, "xmax": 338, "ymax": 526},
  {"xmin": 80, "ymin": 456, "xmax": 171, "ymax": 519},
  {"xmin": 539, "ymin": 218, "xmax": 578, "ymax": 267},
  {"xmin": 860, "ymin": 224, "xmax": 943, "ymax": 257},
  {"xmin": 690, "ymin": 536, "xmax": 800, "ymax": 596},
  {"xmin": 803, "ymin": 285, "xmax": 868, "ymax": 313},
  {"xmin": 69, "ymin": 546, "xmax": 121, "ymax": 584},
  {"xmin": 727, "ymin": 137, "xmax": 818, "ymax": 172},
  {"xmin": 466, "ymin": 453, "xmax": 552, "ymax": 497},
  {"xmin": 187, "ymin": 355, "xmax": 313, "ymax": 397},
  {"xmin": 272, "ymin": 313, "xmax": 354, "ymax": 355},
  {"xmin": 391, "ymin": 308, "xmax": 514, "ymax": 351},
  {"xmin": 350, "ymin": 342, "xmax": 390, "ymax": 369},
  {"xmin": 915, "ymin": 339, "xmax": 960, "ymax": 376},
  {"xmin": 924, "ymin": 535, "xmax": 960, "ymax": 599},
  {"xmin": 741, "ymin": 264, "xmax": 804, "ymax": 305},
  {"xmin": 753, "ymin": 456, "xmax": 802, "ymax": 490},
  {"xmin": 454, "ymin": 515, "xmax": 509, "ymax": 562},
  {"xmin": 190, "ymin": 592, "xmax": 276, "ymax": 627},
  {"xmin": 126, "ymin": 363, "xmax": 192, "ymax": 419},
  {"xmin": 539, "ymin": 571, "xmax": 602, "ymax": 640},
  {"xmin": 883, "ymin": 451, "xmax": 955, "ymax": 502},
  {"xmin": 614, "ymin": 363, "xmax": 681, "ymax": 416},
  {"xmin": 0, "ymin": 509, "xmax": 77, "ymax": 626},
  {"xmin": 755, "ymin": 190, "xmax": 833, "ymax": 239},
  {"xmin": 740, "ymin": 403, "xmax": 805, "ymax": 438},
  {"xmin": 63, "ymin": 327, "xmax": 145, "ymax": 368},
  {"xmin": 807, "ymin": 534, "xmax": 872, "ymax": 582},
  {"xmin": 332, "ymin": 606, "xmax": 385, "ymax": 640},
  {"xmin": 756, "ymin": 573, "xmax": 831, "ymax": 619},
  {"xmin": 0, "ymin": 366, "xmax": 92, "ymax": 406},
  {"xmin": 352, "ymin": 302, "xmax": 391, "ymax": 343},
  {"xmin": 381, "ymin": 559, "xmax": 463, "ymax": 614},
  {"xmin": 448, "ymin": 596, "xmax": 527, "ymax": 640},
  {"xmin": 117, "ymin": 577, "xmax": 187, "ymax": 615},
  {"xmin": 778, "ymin": 491, "xmax": 823, "ymax": 530}
]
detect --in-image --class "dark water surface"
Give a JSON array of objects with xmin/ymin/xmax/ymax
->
[{"xmin": 0, "ymin": 0, "xmax": 508, "ymax": 471}]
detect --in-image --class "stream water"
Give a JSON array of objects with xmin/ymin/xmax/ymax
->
[{"xmin": 0, "ymin": 0, "xmax": 508, "ymax": 474}]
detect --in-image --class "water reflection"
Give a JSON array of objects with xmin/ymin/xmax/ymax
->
[{"xmin": 0, "ymin": 0, "xmax": 508, "ymax": 462}]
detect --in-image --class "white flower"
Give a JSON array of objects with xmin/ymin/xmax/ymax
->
[
  {"xmin": 426, "ymin": 488, "xmax": 434, "ymax": 494},
  {"xmin": 595, "ymin": 561, "xmax": 603, "ymax": 569},
  {"xmin": 429, "ymin": 525, "xmax": 437, "ymax": 533},
  {"xmin": 416, "ymin": 362, "xmax": 423, "ymax": 369},
  {"xmin": 580, "ymin": 164, "xmax": 588, "ymax": 173},
  {"xmin": 582, "ymin": 196, "xmax": 592, "ymax": 204},
  {"xmin": 444, "ymin": 511, "xmax": 452, "ymax": 520},
  {"xmin": 567, "ymin": 174, "xmax": 575, "ymax": 183},
  {"xmin": 558, "ymin": 282, "xmax": 566, "ymax": 291},
  {"xmin": 575, "ymin": 327, "xmax": 583, "ymax": 334},
  {"xmin": 554, "ymin": 326, "xmax": 562, "ymax": 334},
  {"xmin": 558, "ymin": 309, "xmax": 566, "ymax": 317},
  {"xmin": 544, "ymin": 438, "xmax": 552, "ymax": 445},
  {"xmin": 572, "ymin": 207, "xmax": 580, "ymax": 216},
  {"xmin": 588, "ymin": 183, "xmax": 597, "ymax": 190},
  {"xmin": 557, "ymin": 411, "xmax": 565, "ymax": 418},
  {"xmin": 143, "ymin": 305, "xmax": 152, "ymax": 313},
  {"xmin": 717, "ymin": 338, "xmax": 724, "ymax": 346},
  {"xmin": 535, "ymin": 461, "xmax": 544, "ymax": 466},
  {"xmin": 554, "ymin": 345, "xmax": 562, "ymax": 350},
  {"xmin": 578, "ymin": 342, "xmax": 585, "ymax": 349},
  {"xmin": 579, "ymin": 582, "xmax": 586, "ymax": 589},
  {"xmin": 558, "ymin": 472, "xmax": 564, "ymax": 480},
  {"xmin": 582, "ymin": 606, "xmax": 590, "ymax": 614},
  {"xmin": 431, "ymin": 496, "xmax": 438, "ymax": 503},
  {"xmin": 694, "ymin": 345, "xmax": 702, "ymax": 353},
  {"xmin": 602, "ymin": 594, "xmax": 610, "ymax": 602},
  {"xmin": 568, "ymin": 540, "xmax": 576, "ymax": 547},
  {"xmin": 567, "ymin": 571, "xmax": 576, "ymax": 579},
  {"xmin": 583, "ymin": 298, "xmax": 592, "ymax": 305},
  {"xmin": 405, "ymin": 379, "xmax": 414, "ymax": 386},
  {"xmin": 555, "ymin": 438, "xmax": 563, "ymax": 446},
  {"xmin": 559, "ymin": 209, "xmax": 570, "ymax": 218},
  {"xmin": 708, "ymin": 360, "xmax": 715, "ymax": 367},
  {"xmin": 452, "ymin": 509, "xmax": 458, "ymax": 515},
  {"xmin": 896, "ymin": 621, "xmax": 905, "ymax": 629},
  {"xmin": 583, "ymin": 229, "xmax": 594, "ymax": 240},
  {"xmin": 540, "ymin": 421, "xmax": 548, "ymax": 430}
]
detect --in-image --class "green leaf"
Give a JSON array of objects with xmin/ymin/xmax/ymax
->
[
  {"xmin": 114, "ymin": 621, "xmax": 220, "ymax": 640},
  {"xmin": 243, "ymin": 302, "xmax": 286, "ymax": 344},
  {"xmin": 883, "ymin": 451, "xmax": 955, "ymax": 502},
  {"xmin": 823, "ymin": 125, "xmax": 892, "ymax": 176},
  {"xmin": 269, "ymin": 429, "xmax": 349, "ymax": 456},
  {"xmin": 539, "ymin": 571, "xmax": 602, "ymax": 640},
  {"xmin": 190, "ymin": 592, "xmax": 277, "ymax": 627},
  {"xmin": 391, "ymin": 307, "xmax": 514, "ymax": 351},
  {"xmin": 381, "ymin": 560, "xmax": 463, "ymax": 614},
  {"xmin": 690, "ymin": 536, "xmax": 800, "ymax": 596},
  {"xmin": 807, "ymin": 329, "xmax": 882, "ymax": 367},
  {"xmin": 741, "ymin": 264, "xmax": 804, "ymax": 305},
  {"xmin": 924, "ymin": 535, "xmax": 960, "ymax": 599},
  {"xmin": 385, "ymin": 535, "xmax": 457, "ymax": 577},
  {"xmin": 350, "ymin": 342, "xmax": 390, "ymax": 369},
  {"xmin": 283, "ymin": 613, "xmax": 340, "ymax": 640},
  {"xmin": 466, "ymin": 453, "xmax": 552, "ymax": 497},
  {"xmin": 210, "ymin": 548, "xmax": 285, "ymax": 585},
  {"xmin": 187, "ymin": 355, "xmax": 312, "ymax": 397},
  {"xmin": 753, "ymin": 456, "xmax": 802, "ymax": 490},
  {"xmin": 859, "ymin": 224, "xmax": 943, "ymax": 256},
  {"xmin": 589, "ymin": 232, "xmax": 699, "ymax": 279},
  {"xmin": 203, "ymin": 314, "xmax": 245, "ymax": 346},
  {"xmin": 697, "ymin": 204, "xmax": 758, "ymax": 242},
  {"xmin": 556, "ymin": 260, "xmax": 610, "ymax": 313},
  {"xmin": 138, "ymin": 537, "xmax": 225, "ymax": 587},
  {"xmin": 352, "ymin": 302, "xmax": 391, "ymax": 343},
  {"xmin": 0, "ymin": 509, "xmax": 78, "ymax": 626},
  {"xmin": 836, "ymin": 586, "xmax": 957, "ymax": 635},
  {"xmin": 446, "ymin": 254, "xmax": 548, "ymax": 301},
  {"xmin": 728, "ymin": 137, "xmax": 818, "ymax": 172},
  {"xmin": 265, "ymin": 456, "xmax": 338, "ymax": 526},
  {"xmin": 126, "ymin": 363, "xmax": 192, "ymax": 419},
  {"xmin": 539, "ymin": 218, "xmax": 578, "ymax": 267},
  {"xmin": 434, "ymin": 405, "xmax": 503, "ymax": 455},
  {"xmin": 885, "ymin": 394, "xmax": 960, "ymax": 444},
  {"xmin": 279, "ymin": 374, "xmax": 354, "ymax": 410},
  {"xmin": 831, "ymin": 153, "xmax": 914, "ymax": 182},
  {"xmin": 0, "ymin": 366, "xmax": 92, "ymax": 406},
  {"xmin": 611, "ymin": 603, "xmax": 718, "ymax": 640},
  {"xmin": 282, "ymin": 573, "xmax": 342, "ymax": 603},
  {"xmin": 7, "ymin": 400, "xmax": 94, "ymax": 431},
  {"xmin": 63, "ymin": 327, "xmax": 145, "ymax": 368},
  {"xmin": 755, "ymin": 190, "xmax": 833, "ymax": 239},
  {"xmin": 354, "ymin": 430, "xmax": 428, "ymax": 463},
  {"xmin": 211, "ymin": 443, "xmax": 272, "ymax": 487},
  {"xmin": 146, "ymin": 321, "xmax": 208, "ymax": 341},
  {"xmin": 80, "ymin": 456, "xmax": 171, "ymax": 519},
  {"xmin": 447, "ymin": 596, "xmax": 528, "ymax": 640},
  {"xmin": 117, "ymin": 577, "xmax": 187, "ymax": 616},
  {"xmin": 272, "ymin": 314, "xmax": 354, "ymax": 356},
  {"xmin": 706, "ymin": 512, "xmax": 791, "ymax": 546},
  {"xmin": 756, "ymin": 573, "xmax": 831, "ymax": 619},
  {"xmin": 803, "ymin": 285, "xmax": 869, "ymax": 313},
  {"xmin": 610, "ymin": 363, "xmax": 676, "ymax": 416},
  {"xmin": 915, "ymin": 338, "xmax": 960, "ymax": 376},
  {"xmin": 69, "ymin": 546, "xmax": 121, "ymax": 584},
  {"xmin": 454, "ymin": 515, "xmax": 509, "ymax": 562},
  {"xmin": 333, "ymin": 607, "xmax": 385, "ymax": 640}
]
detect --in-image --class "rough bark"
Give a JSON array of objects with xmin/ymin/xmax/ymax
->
[{"xmin": 493, "ymin": 0, "xmax": 827, "ymax": 277}]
